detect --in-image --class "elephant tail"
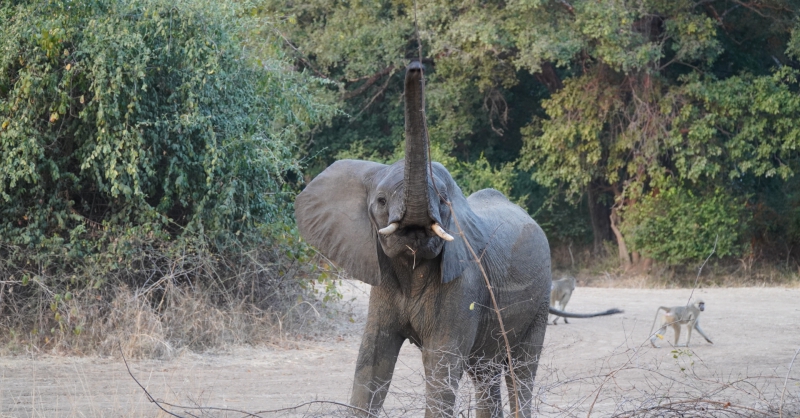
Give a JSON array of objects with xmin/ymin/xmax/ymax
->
[{"xmin": 548, "ymin": 307, "xmax": 624, "ymax": 319}]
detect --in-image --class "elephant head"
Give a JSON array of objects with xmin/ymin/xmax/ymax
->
[{"xmin": 295, "ymin": 62, "xmax": 487, "ymax": 286}]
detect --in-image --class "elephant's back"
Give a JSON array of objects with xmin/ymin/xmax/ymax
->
[{"xmin": 467, "ymin": 189, "xmax": 547, "ymax": 248}]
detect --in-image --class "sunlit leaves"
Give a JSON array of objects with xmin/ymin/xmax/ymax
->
[
  {"xmin": 523, "ymin": 74, "xmax": 622, "ymax": 198},
  {"xmin": 0, "ymin": 0, "xmax": 334, "ymax": 254},
  {"xmin": 664, "ymin": 13, "xmax": 720, "ymax": 66},
  {"xmin": 670, "ymin": 70, "xmax": 800, "ymax": 182}
]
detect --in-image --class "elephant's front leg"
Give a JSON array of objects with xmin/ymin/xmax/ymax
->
[
  {"xmin": 422, "ymin": 347, "xmax": 466, "ymax": 418},
  {"xmin": 350, "ymin": 323, "xmax": 405, "ymax": 415}
]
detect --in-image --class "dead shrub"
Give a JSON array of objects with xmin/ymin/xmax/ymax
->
[{"xmin": 0, "ymin": 235, "xmax": 338, "ymax": 358}]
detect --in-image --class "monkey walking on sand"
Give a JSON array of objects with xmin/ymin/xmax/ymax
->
[{"xmin": 649, "ymin": 299, "xmax": 713, "ymax": 348}]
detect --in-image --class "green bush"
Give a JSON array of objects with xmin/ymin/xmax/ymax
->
[
  {"xmin": 0, "ymin": 0, "xmax": 338, "ymax": 353},
  {"xmin": 621, "ymin": 185, "xmax": 744, "ymax": 265},
  {"xmin": 0, "ymin": 0, "xmax": 333, "ymax": 259}
]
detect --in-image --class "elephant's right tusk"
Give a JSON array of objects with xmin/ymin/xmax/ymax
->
[
  {"xmin": 378, "ymin": 222, "xmax": 399, "ymax": 235},
  {"xmin": 431, "ymin": 223, "xmax": 454, "ymax": 241}
]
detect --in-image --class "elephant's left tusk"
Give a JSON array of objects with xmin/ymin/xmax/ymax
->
[
  {"xmin": 432, "ymin": 223, "xmax": 454, "ymax": 241},
  {"xmin": 378, "ymin": 222, "xmax": 399, "ymax": 235}
]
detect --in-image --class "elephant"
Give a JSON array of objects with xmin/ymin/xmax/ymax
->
[{"xmin": 295, "ymin": 61, "xmax": 622, "ymax": 418}]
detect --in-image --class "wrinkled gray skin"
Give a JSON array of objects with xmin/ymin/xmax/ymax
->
[{"xmin": 295, "ymin": 63, "xmax": 620, "ymax": 418}]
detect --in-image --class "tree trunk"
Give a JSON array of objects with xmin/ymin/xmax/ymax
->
[
  {"xmin": 609, "ymin": 207, "xmax": 631, "ymax": 269},
  {"xmin": 534, "ymin": 62, "xmax": 564, "ymax": 94},
  {"xmin": 587, "ymin": 181, "xmax": 612, "ymax": 255}
]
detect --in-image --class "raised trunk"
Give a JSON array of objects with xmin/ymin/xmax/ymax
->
[{"xmin": 403, "ymin": 62, "xmax": 433, "ymax": 226}]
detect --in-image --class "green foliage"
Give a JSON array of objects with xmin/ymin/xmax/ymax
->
[
  {"xmin": 264, "ymin": 0, "xmax": 800, "ymax": 266},
  {"xmin": 522, "ymin": 74, "xmax": 622, "ymax": 199},
  {"xmin": 789, "ymin": 19, "xmax": 800, "ymax": 60},
  {"xmin": 0, "ymin": 0, "xmax": 335, "ymax": 289},
  {"xmin": 2, "ymin": 0, "xmax": 792, "ymax": 297},
  {"xmin": 259, "ymin": 0, "xmax": 528, "ymax": 183},
  {"xmin": 667, "ymin": 69, "xmax": 800, "ymax": 183},
  {"xmin": 515, "ymin": 1, "xmax": 800, "ymax": 264},
  {"xmin": 621, "ymin": 185, "xmax": 743, "ymax": 265},
  {"xmin": 533, "ymin": 196, "xmax": 593, "ymax": 247}
]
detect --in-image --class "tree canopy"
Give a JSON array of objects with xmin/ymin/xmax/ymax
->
[
  {"xmin": 263, "ymin": 0, "xmax": 800, "ymax": 268},
  {"xmin": 3, "ymin": 0, "xmax": 800, "ymax": 274}
]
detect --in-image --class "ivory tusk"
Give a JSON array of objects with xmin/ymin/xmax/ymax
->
[
  {"xmin": 431, "ymin": 223, "xmax": 454, "ymax": 241},
  {"xmin": 378, "ymin": 222, "xmax": 399, "ymax": 235}
]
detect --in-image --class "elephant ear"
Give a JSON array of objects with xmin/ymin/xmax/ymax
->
[
  {"xmin": 432, "ymin": 164, "xmax": 489, "ymax": 284},
  {"xmin": 295, "ymin": 159, "xmax": 387, "ymax": 286}
]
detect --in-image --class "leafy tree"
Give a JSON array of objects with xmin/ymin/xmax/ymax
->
[
  {"xmin": 521, "ymin": 2, "xmax": 800, "ymax": 266},
  {"xmin": 0, "ymin": 0, "xmax": 334, "ymax": 282},
  {"xmin": 262, "ymin": 0, "xmax": 800, "ymax": 269}
]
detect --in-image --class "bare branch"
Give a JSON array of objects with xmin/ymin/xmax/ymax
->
[
  {"xmin": 342, "ymin": 66, "xmax": 396, "ymax": 100},
  {"xmin": 272, "ymin": 29, "xmax": 331, "ymax": 81},
  {"xmin": 120, "ymin": 343, "xmax": 186, "ymax": 418},
  {"xmin": 558, "ymin": 0, "xmax": 575, "ymax": 15},
  {"xmin": 687, "ymin": 234, "xmax": 717, "ymax": 307},
  {"xmin": 351, "ymin": 72, "xmax": 393, "ymax": 119},
  {"xmin": 781, "ymin": 347, "xmax": 800, "ymax": 418}
]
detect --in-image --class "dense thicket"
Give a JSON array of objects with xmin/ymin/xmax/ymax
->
[
  {"xmin": 0, "ymin": 0, "xmax": 334, "ymax": 343},
  {"xmin": 263, "ymin": 0, "xmax": 800, "ymax": 270}
]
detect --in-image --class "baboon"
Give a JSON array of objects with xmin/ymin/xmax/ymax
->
[
  {"xmin": 649, "ymin": 299, "xmax": 713, "ymax": 348},
  {"xmin": 549, "ymin": 276, "xmax": 576, "ymax": 325}
]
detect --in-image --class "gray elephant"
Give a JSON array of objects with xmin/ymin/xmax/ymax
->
[{"xmin": 295, "ymin": 62, "xmax": 622, "ymax": 418}]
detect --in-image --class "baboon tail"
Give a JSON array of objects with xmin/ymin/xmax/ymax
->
[{"xmin": 548, "ymin": 307, "xmax": 623, "ymax": 319}]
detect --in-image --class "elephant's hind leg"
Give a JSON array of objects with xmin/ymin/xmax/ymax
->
[
  {"xmin": 469, "ymin": 362, "xmax": 504, "ymax": 418},
  {"xmin": 506, "ymin": 299, "xmax": 549, "ymax": 418}
]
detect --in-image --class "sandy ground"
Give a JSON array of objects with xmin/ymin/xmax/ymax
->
[{"xmin": 2, "ymin": 282, "xmax": 800, "ymax": 417}]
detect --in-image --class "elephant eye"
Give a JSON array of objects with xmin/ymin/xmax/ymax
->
[{"xmin": 377, "ymin": 197, "xmax": 387, "ymax": 206}]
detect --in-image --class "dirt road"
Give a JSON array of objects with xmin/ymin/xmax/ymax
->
[{"xmin": 2, "ymin": 283, "xmax": 799, "ymax": 417}]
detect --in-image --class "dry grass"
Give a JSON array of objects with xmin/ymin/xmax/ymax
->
[
  {"xmin": 550, "ymin": 243, "xmax": 800, "ymax": 289},
  {"xmin": 0, "ymin": 239, "xmax": 342, "ymax": 358},
  {"xmin": 0, "ymin": 282, "xmax": 336, "ymax": 359}
]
